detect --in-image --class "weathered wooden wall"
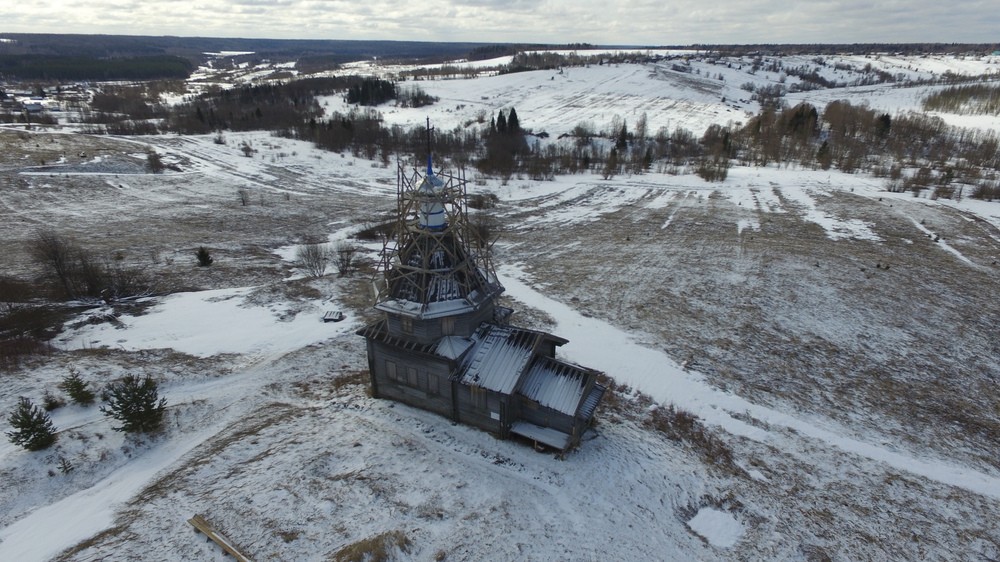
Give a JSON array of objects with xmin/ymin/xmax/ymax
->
[
  {"xmin": 516, "ymin": 396, "xmax": 579, "ymax": 437},
  {"xmin": 383, "ymin": 304, "xmax": 495, "ymax": 344},
  {"xmin": 369, "ymin": 340, "xmax": 454, "ymax": 418}
]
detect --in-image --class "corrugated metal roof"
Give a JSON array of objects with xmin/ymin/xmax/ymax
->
[
  {"xmin": 458, "ymin": 324, "xmax": 538, "ymax": 394},
  {"xmin": 518, "ymin": 357, "xmax": 590, "ymax": 416}
]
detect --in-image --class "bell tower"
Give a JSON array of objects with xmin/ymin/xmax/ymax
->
[
  {"xmin": 358, "ymin": 122, "xmax": 605, "ymax": 451},
  {"xmin": 372, "ymin": 148, "xmax": 504, "ymax": 344}
]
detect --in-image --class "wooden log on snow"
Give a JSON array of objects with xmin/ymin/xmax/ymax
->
[{"xmin": 187, "ymin": 514, "xmax": 253, "ymax": 562}]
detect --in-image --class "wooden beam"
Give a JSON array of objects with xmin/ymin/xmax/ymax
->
[{"xmin": 188, "ymin": 514, "xmax": 253, "ymax": 562}]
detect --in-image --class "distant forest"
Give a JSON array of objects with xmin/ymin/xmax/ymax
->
[
  {"xmin": 3, "ymin": 33, "xmax": 996, "ymax": 82},
  {"xmin": 5, "ymin": 33, "xmax": 999, "ymax": 201},
  {"xmin": 0, "ymin": 55, "xmax": 193, "ymax": 81},
  {"xmin": 70, "ymin": 70, "xmax": 1000, "ymax": 202},
  {"xmin": 0, "ymin": 33, "xmax": 497, "ymax": 80}
]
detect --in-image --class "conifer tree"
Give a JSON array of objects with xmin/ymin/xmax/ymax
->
[
  {"xmin": 616, "ymin": 119, "xmax": 629, "ymax": 150},
  {"xmin": 496, "ymin": 110, "xmax": 507, "ymax": 134},
  {"xmin": 101, "ymin": 374, "xmax": 167, "ymax": 433},
  {"xmin": 6, "ymin": 397, "xmax": 57, "ymax": 451},
  {"xmin": 196, "ymin": 246, "xmax": 213, "ymax": 267},
  {"xmin": 507, "ymin": 107, "xmax": 520, "ymax": 133},
  {"xmin": 59, "ymin": 370, "xmax": 96, "ymax": 405}
]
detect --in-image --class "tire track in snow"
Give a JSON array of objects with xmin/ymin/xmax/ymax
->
[
  {"xmin": 909, "ymin": 217, "xmax": 977, "ymax": 266},
  {"xmin": 498, "ymin": 264, "xmax": 1000, "ymax": 501}
]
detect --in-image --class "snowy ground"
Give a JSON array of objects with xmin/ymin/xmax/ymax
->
[{"xmin": 1, "ymin": 52, "xmax": 999, "ymax": 561}]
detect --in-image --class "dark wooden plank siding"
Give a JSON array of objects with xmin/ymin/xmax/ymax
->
[
  {"xmin": 453, "ymin": 384, "xmax": 504, "ymax": 433},
  {"xmin": 384, "ymin": 305, "xmax": 495, "ymax": 344},
  {"xmin": 517, "ymin": 397, "xmax": 578, "ymax": 435},
  {"xmin": 371, "ymin": 341, "xmax": 454, "ymax": 417}
]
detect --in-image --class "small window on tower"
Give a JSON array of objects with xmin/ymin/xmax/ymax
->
[
  {"xmin": 401, "ymin": 316, "xmax": 413, "ymax": 334},
  {"xmin": 441, "ymin": 316, "xmax": 455, "ymax": 335}
]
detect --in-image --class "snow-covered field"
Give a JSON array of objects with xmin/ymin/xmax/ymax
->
[{"xmin": 1, "ymin": 50, "xmax": 999, "ymax": 561}]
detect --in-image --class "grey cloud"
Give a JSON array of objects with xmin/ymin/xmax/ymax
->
[{"xmin": 2, "ymin": 0, "xmax": 998, "ymax": 44}]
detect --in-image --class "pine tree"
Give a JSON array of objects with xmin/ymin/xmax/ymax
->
[
  {"xmin": 59, "ymin": 370, "xmax": 96, "ymax": 405},
  {"xmin": 100, "ymin": 374, "xmax": 167, "ymax": 433},
  {"xmin": 196, "ymin": 246, "xmax": 213, "ymax": 267},
  {"xmin": 507, "ymin": 107, "xmax": 520, "ymax": 133},
  {"xmin": 6, "ymin": 397, "xmax": 58, "ymax": 451},
  {"xmin": 616, "ymin": 119, "xmax": 629, "ymax": 150},
  {"xmin": 496, "ymin": 110, "xmax": 507, "ymax": 135}
]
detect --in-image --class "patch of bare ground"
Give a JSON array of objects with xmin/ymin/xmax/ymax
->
[{"xmin": 501, "ymin": 182, "xmax": 1000, "ymax": 473}]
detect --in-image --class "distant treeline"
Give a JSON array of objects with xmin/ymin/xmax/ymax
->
[
  {"xmin": 699, "ymin": 43, "xmax": 1000, "ymax": 56},
  {"xmin": 0, "ymin": 33, "xmax": 494, "ymax": 67},
  {"xmin": 0, "ymin": 55, "xmax": 193, "ymax": 81},
  {"xmin": 76, "ymin": 69, "xmax": 1000, "ymax": 202},
  {"xmin": 923, "ymin": 84, "xmax": 1000, "ymax": 115}
]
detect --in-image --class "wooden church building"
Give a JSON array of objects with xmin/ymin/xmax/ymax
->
[{"xmin": 357, "ymin": 156, "xmax": 605, "ymax": 451}]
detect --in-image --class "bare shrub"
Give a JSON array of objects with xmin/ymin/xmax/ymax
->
[
  {"xmin": 335, "ymin": 242, "xmax": 357, "ymax": 277},
  {"xmin": 296, "ymin": 243, "xmax": 331, "ymax": 278},
  {"xmin": 30, "ymin": 231, "xmax": 149, "ymax": 300},
  {"xmin": 971, "ymin": 179, "xmax": 1000, "ymax": 201},
  {"xmin": 467, "ymin": 192, "xmax": 499, "ymax": 210},
  {"xmin": 695, "ymin": 155, "xmax": 730, "ymax": 182},
  {"xmin": 146, "ymin": 151, "xmax": 164, "ymax": 173},
  {"xmin": 469, "ymin": 211, "xmax": 499, "ymax": 250},
  {"xmin": 237, "ymin": 188, "xmax": 251, "ymax": 206},
  {"xmin": 355, "ymin": 221, "xmax": 394, "ymax": 242},
  {"xmin": 30, "ymin": 230, "xmax": 76, "ymax": 297}
]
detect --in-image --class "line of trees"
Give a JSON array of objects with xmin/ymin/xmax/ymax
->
[
  {"xmin": 923, "ymin": 84, "xmax": 1000, "ymax": 115},
  {"xmin": 6, "ymin": 372, "xmax": 167, "ymax": 453},
  {"xmin": 70, "ymin": 67, "xmax": 1000, "ymax": 200},
  {"xmin": 0, "ymin": 54, "xmax": 193, "ymax": 81}
]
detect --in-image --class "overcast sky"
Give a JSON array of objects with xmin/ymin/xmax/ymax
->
[{"xmin": 3, "ymin": 0, "xmax": 999, "ymax": 45}]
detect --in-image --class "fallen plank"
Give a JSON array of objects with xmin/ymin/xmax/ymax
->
[
  {"xmin": 323, "ymin": 310, "xmax": 345, "ymax": 322},
  {"xmin": 187, "ymin": 514, "xmax": 253, "ymax": 562}
]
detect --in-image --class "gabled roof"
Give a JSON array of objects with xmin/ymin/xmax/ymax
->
[
  {"xmin": 435, "ymin": 336, "xmax": 474, "ymax": 360},
  {"xmin": 518, "ymin": 356, "xmax": 595, "ymax": 416},
  {"xmin": 457, "ymin": 324, "xmax": 539, "ymax": 393}
]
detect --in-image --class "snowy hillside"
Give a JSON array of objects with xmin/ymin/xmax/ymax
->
[{"xmin": 1, "ymin": 50, "xmax": 999, "ymax": 561}]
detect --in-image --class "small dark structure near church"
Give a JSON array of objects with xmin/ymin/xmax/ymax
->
[{"xmin": 357, "ymin": 155, "xmax": 605, "ymax": 451}]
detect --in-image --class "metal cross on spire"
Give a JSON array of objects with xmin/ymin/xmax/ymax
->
[{"xmin": 426, "ymin": 117, "xmax": 435, "ymax": 176}]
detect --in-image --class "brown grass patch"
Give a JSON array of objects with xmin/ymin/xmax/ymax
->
[
  {"xmin": 645, "ymin": 404, "xmax": 738, "ymax": 474},
  {"xmin": 330, "ymin": 530, "xmax": 412, "ymax": 562}
]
